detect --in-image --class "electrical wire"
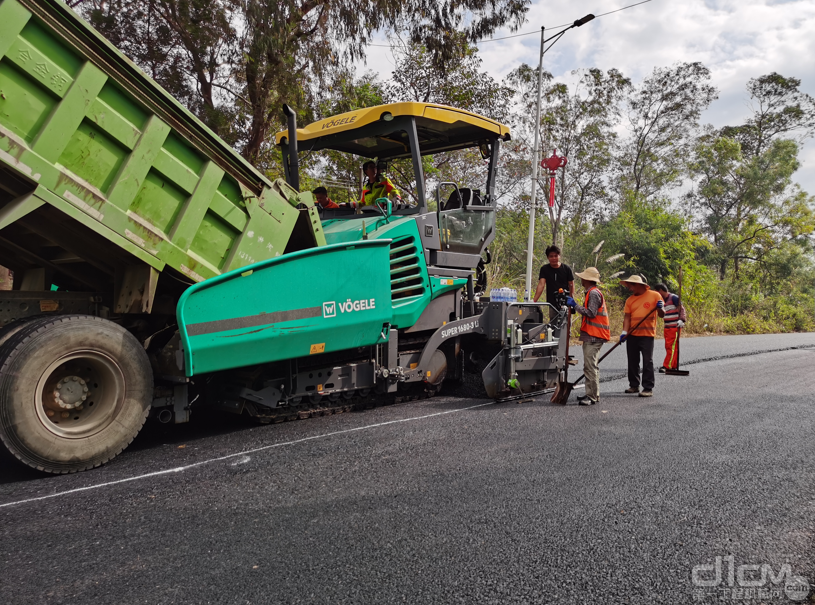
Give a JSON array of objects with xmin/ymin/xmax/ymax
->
[
  {"xmin": 594, "ymin": 0, "xmax": 654, "ymax": 19},
  {"xmin": 365, "ymin": 25, "xmax": 569, "ymax": 47},
  {"xmin": 475, "ymin": 22, "xmax": 572, "ymax": 43},
  {"xmin": 366, "ymin": 0, "xmax": 654, "ymax": 48}
]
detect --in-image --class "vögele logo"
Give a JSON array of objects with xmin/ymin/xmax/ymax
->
[
  {"xmin": 691, "ymin": 555, "xmax": 810, "ymax": 602},
  {"xmin": 323, "ymin": 298, "xmax": 376, "ymax": 318}
]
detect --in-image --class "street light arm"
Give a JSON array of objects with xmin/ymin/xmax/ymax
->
[
  {"xmin": 543, "ymin": 31, "xmax": 568, "ymax": 54},
  {"xmin": 542, "ymin": 29, "xmax": 568, "ymax": 44}
]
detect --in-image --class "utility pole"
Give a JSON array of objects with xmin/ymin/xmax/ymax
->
[
  {"xmin": 524, "ymin": 26, "xmax": 545, "ymax": 302},
  {"xmin": 522, "ymin": 14, "xmax": 596, "ymax": 301}
]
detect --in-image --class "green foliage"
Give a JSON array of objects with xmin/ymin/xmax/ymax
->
[
  {"xmin": 79, "ymin": 0, "xmax": 529, "ymax": 167},
  {"xmin": 618, "ymin": 62, "xmax": 718, "ymax": 200},
  {"xmin": 389, "ymin": 33, "xmax": 512, "ymax": 120},
  {"xmin": 689, "ymin": 135, "xmax": 815, "ymax": 279},
  {"xmin": 586, "ymin": 193, "xmax": 702, "ymax": 284}
]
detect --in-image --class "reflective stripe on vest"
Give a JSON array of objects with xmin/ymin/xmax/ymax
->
[
  {"xmin": 361, "ymin": 177, "xmax": 400, "ymax": 206},
  {"xmin": 581, "ymin": 287, "xmax": 610, "ymax": 340}
]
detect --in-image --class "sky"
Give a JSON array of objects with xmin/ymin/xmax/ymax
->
[{"xmin": 363, "ymin": 0, "xmax": 815, "ymax": 195}]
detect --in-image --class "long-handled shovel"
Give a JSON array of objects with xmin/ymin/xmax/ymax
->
[
  {"xmin": 665, "ymin": 266, "xmax": 690, "ymax": 376},
  {"xmin": 551, "ymin": 306, "xmax": 659, "ymax": 404}
]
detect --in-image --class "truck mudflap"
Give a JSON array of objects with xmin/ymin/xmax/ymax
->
[{"xmin": 177, "ymin": 240, "xmax": 393, "ymax": 375}]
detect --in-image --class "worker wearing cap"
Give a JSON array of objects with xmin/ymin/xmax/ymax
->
[
  {"xmin": 619, "ymin": 275, "xmax": 664, "ymax": 397},
  {"xmin": 565, "ymin": 267, "xmax": 610, "ymax": 406},
  {"xmin": 359, "ymin": 161, "xmax": 401, "ymax": 207}
]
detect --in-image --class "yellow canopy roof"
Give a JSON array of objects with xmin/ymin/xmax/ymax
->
[{"xmin": 274, "ymin": 103, "xmax": 510, "ymax": 159}]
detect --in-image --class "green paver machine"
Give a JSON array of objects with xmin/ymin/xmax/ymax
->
[
  {"xmin": 178, "ymin": 102, "xmax": 572, "ymax": 410},
  {"xmin": 0, "ymin": 0, "xmax": 571, "ymax": 474}
]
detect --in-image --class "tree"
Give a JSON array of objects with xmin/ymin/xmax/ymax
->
[
  {"xmin": 591, "ymin": 194, "xmax": 702, "ymax": 285},
  {"xmin": 389, "ymin": 33, "xmax": 511, "ymax": 120},
  {"xmin": 617, "ymin": 62, "xmax": 718, "ymax": 200},
  {"xmin": 688, "ymin": 134, "xmax": 815, "ymax": 279},
  {"xmin": 721, "ymin": 73, "xmax": 815, "ymax": 159},
  {"xmin": 502, "ymin": 66, "xmax": 630, "ymax": 245},
  {"xmin": 83, "ymin": 0, "xmax": 241, "ymax": 144},
  {"xmin": 689, "ymin": 73, "xmax": 815, "ymax": 280},
  {"xmin": 79, "ymin": 0, "xmax": 530, "ymax": 170}
]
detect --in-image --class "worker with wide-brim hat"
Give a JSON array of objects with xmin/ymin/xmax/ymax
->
[
  {"xmin": 566, "ymin": 267, "xmax": 610, "ymax": 406},
  {"xmin": 619, "ymin": 274, "xmax": 664, "ymax": 397},
  {"xmin": 574, "ymin": 266, "xmax": 602, "ymax": 284}
]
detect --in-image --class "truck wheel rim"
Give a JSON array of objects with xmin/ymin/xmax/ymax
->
[{"xmin": 35, "ymin": 351, "xmax": 126, "ymax": 438}]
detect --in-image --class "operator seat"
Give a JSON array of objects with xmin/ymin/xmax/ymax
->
[{"xmin": 441, "ymin": 188, "xmax": 484, "ymax": 211}]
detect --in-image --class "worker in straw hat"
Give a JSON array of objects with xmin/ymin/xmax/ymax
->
[
  {"xmin": 619, "ymin": 275, "xmax": 664, "ymax": 397},
  {"xmin": 565, "ymin": 267, "xmax": 610, "ymax": 406}
]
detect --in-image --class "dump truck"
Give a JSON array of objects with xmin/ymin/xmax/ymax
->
[{"xmin": 0, "ymin": 0, "xmax": 572, "ymax": 474}]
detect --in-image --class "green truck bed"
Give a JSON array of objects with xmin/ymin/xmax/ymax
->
[{"xmin": 0, "ymin": 0, "xmax": 322, "ymax": 306}]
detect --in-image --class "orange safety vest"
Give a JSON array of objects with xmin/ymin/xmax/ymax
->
[{"xmin": 581, "ymin": 286, "xmax": 610, "ymax": 341}]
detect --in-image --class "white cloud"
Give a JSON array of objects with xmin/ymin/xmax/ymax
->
[{"xmin": 361, "ymin": 0, "xmax": 815, "ymax": 194}]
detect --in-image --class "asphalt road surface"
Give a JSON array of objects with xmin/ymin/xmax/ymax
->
[{"xmin": 1, "ymin": 333, "xmax": 814, "ymax": 604}]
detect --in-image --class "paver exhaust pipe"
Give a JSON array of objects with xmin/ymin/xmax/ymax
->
[{"xmin": 282, "ymin": 104, "xmax": 300, "ymax": 190}]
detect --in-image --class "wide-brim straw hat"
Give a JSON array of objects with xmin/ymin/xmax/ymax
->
[
  {"xmin": 575, "ymin": 267, "xmax": 602, "ymax": 284},
  {"xmin": 619, "ymin": 274, "xmax": 648, "ymax": 286}
]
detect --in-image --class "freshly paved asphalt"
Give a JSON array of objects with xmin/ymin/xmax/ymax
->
[{"xmin": 1, "ymin": 333, "xmax": 814, "ymax": 604}]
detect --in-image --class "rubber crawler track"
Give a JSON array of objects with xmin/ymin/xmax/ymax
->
[{"xmin": 247, "ymin": 383, "xmax": 443, "ymax": 425}]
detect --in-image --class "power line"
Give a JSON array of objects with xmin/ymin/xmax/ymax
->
[
  {"xmin": 474, "ymin": 23, "xmax": 571, "ymax": 43},
  {"xmin": 366, "ymin": 0, "xmax": 655, "ymax": 48},
  {"xmin": 366, "ymin": 24, "xmax": 569, "ymax": 47},
  {"xmin": 594, "ymin": 0, "xmax": 655, "ymax": 19}
]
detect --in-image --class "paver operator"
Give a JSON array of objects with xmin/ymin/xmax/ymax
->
[{"xmin": 360, "ymin": 161, "xmax": 402, "ymax": 207}]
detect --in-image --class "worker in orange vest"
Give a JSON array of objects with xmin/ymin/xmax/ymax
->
[{"xmin": 566, "ymin": 267, "xmax": 610, "ymax": 406}]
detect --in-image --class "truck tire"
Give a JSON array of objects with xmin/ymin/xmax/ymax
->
[
  {"xmin": 0, "ymin": 315, "xmax": 43, "ymax": 349},
  {"xmin": 0, "ymin": 315, "xmax": 152, "ymax": 473}
]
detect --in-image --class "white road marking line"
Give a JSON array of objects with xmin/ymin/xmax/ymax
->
[{"xmin": 0, "ymin": 401, "xmax": 496, "ymax": 509}]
